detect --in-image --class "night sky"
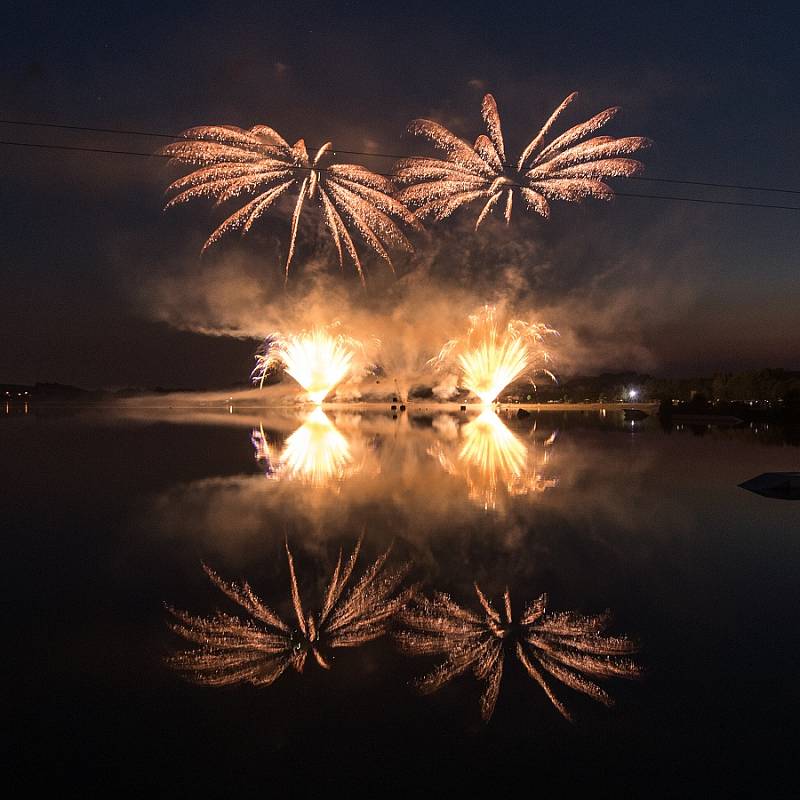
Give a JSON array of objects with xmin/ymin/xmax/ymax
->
[{"xmin": 2, "ymin": 1, "xmax": 798, "ymax": 389}]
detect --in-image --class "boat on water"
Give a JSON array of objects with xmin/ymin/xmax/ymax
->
[{"xmin": 739, "ymin": 472, "xmax": 800, "ymax": 500}]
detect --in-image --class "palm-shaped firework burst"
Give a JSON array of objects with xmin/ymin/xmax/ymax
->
[
  {"xmin": 395, "ymin": 93, "xmax": 651, "ymax": 227},
  {"xmin": 397, "ymin": 585, "xmax": 639, "ymax": 721},
  {"xmin": 161, "ymin": 125, "xmax": 421, "ymax": 282},
  {"xmin": 167, "ymin": 540, "xmax": 415, "ymax": 686}
]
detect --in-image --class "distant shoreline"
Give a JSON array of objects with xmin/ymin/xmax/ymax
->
[{"xmin": 7, "ymin": 398, "xmax": 659, "ymax": 413}]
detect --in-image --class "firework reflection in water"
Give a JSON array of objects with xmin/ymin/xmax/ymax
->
[
  {"xmin": 252, "ymin": 323, "xmax": 368, "ymax": 403},
  {"xmin": 251, "ymin": 408, "xmax": 359, "ymax": 487},
  {"xmin": 429, "ymin": 410, "xmax": 557, "ymax": 509},
  {"xmin": 250, "ymin": 408, "xmax": 556, "ymax": 505},
  {"xmin": 432, "ymin": 306, "xmax": 557, "ymax": 405},
  {"xmin": 398, "ymin": 585, "xmax": 639, "ymax": 721},
  {"xmin": 168, "ymin": 539, "xmax": 415, "ymax": 685}
]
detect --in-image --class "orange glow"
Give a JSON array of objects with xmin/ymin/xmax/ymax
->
[
  {"xmin": 252, "ymin": 324, "xmax": 365, "ymax": 404},
  {"xmin": 252, "ymin": 408, "xmax": 356, "ymax": 487},
  {"xmin": 431, "ymin": 306, "xmax": 557, "ymax": 405},
  {"xmin": 430, "ymin": 410, "xmax": 557, "ymax": 509}
]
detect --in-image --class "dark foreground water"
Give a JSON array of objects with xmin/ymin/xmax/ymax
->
[{"xmin": 5, "ymin": 405, "xmax": 799, "ymax": 794}]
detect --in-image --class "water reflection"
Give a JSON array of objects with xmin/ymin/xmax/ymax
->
[
  {"xmin": 168, "ymin": 539, "xmax": 414, "ymax": 685},
  {"xmin": 141, "ymin": 408, "xmax": 725, "ymax": 553},
  {"xmin": 248, "ymin": 409, "xmax": 559, "ymax": 512},
  {"xmin": 167, "ymin": 539, "xmax": 639, "ymax": 723},
  {"xmin": 251, "ymin": 407, "xmax": 359, "ymax": 487},
  {"xmin": 429, "ymin": 410, "xmax": 557, "ymax": 510},
  {"xmin": 398, "ymin": 586, "xmax": 639, "ymax": 722}
]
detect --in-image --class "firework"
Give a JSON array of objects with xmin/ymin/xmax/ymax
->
[
  {"xmin": 252, "ymin": 323, "xmax": 366, "ymax": 403},
  {"xmin": 168, "ymin": 539, "xmax": 415, "ymax": 686},
  {"xmin": 252, "ymin": 408, "xmax": 356, "ymax": 487},
  {"xmin": 395, "ymin": 92, "xmax": 651, "ymax": 227},
  {"xmin": 430, "ymin": 410, "xmax": 557, "ymax": 509},
  {"xmin": 397, "ymin": 585, "xmax": 639, "ymax": 721},
  {"xmin": 161, "ymin": 125, "xmax": 421, "ymax": 282},
  {"xmin": 431, "ymin": 306, "xmax": 557, "ymax": 404}
]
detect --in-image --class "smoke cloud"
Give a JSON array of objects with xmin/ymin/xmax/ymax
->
[{"xmin": 137, "ymin": 203, "xmax": 702, "ymax": 394}]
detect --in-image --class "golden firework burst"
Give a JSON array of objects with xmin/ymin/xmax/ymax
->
[
  {"xmin": 430, "ymin": 306, "xmax": 558, "ymax": 405},
  {"xmin": 252, "ymin": 323, "xmax": 367, "ymax": 402},
  {"xmin": 161, "ymin": 125, "xmax": 421, "ymax": 282},
  {"xmin": 395, "ymin": 92, "xmax": 651, "ymax": 227}
]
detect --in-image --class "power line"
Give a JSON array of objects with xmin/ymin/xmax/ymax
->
[
  {"xmin": 613, "ymin": 192, "xmax": 800, "ymax": 211},
  {"xmin": 0, "ymin": 118, "xmax": 180, "ymax": 140},
  {"xmin": 2, "ymin": 117, "xmax": 800, "ymax": 196},
  {"xmin": 2, "ymin": 137, "xmax": 800, "ymax": 212},
  {"xmin": 635, "ymin": 176, "xmax": 800, "ymax": 194},
  {"xmin": 0, "ymin": 139, "xmax": 162, "ymax": 158}
]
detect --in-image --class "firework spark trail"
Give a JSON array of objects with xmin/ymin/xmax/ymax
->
[
  {"xmin": 397, "ymin": 586, "xmax": 639, "ymax": 721},
  {"xmin": 167, "ymin": 539, "xmax": 415, "ymax": 686},
  {"xmin": 251, "ymin": 408, "xmax": 358, "ymax": 487},
  {"xmin": 252, "ymin": 323, "xmax": 368, "ymax": 403},
  {"xmin": 395, "ymin": 92, "xmax": 651, "ymax": 227},
  {"xmin": 160, "ymin": 125, "xmax": 421, "ymax": 282},
  {"xmin": 429, "ymin": 410, "xmax": 558, "ymax": 509},
  {"xmin": 430, "ymin": 306, "xmax": 558, "ymax": 404}
]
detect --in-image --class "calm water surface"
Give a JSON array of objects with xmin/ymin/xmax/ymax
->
[{"xmin": 5, "ymin": 405, "xmax": 799, "ymax": 794}]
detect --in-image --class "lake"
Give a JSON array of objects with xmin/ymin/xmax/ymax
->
[{"xmin": 5, "ymin": 404, "xmax": 799, "ymax": 794}]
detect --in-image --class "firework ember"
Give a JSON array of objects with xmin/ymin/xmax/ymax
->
[
  {"xmin": 252, "ymin": 323, "xmax": 366, "ymax": 403},
  {"xmin": 161, "ymin": 124, "xmax": 421, "ymax": 282},
  {"xmin": 168, "ymin": 539, "xmax": 415, "ymax": 686},
  {"xmin": 397, "ymin": 585, "xmax": 639, "ymax": 721},
  {"xmin": 395, "ymin": 92, "xmax": 651, "ymax": 227},
  {"xmin": 252, "ymin": 409, "xmax": 356, "ymax": 487},
  {"xmin": 430, "ymin": 411, "xmax": 557, "ymax": 509},
  {"xmin": 431, "ymin": 306, "xmax": 557, "ymax": 404}
]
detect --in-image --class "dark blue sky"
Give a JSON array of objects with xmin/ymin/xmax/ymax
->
[{"xmin": 1, "ymin": 1, "xmax": 798, "ymax": 387}]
